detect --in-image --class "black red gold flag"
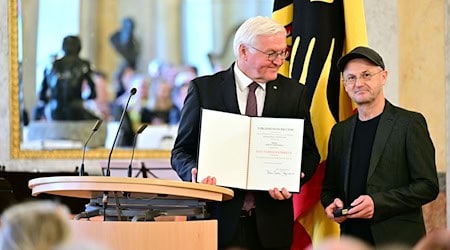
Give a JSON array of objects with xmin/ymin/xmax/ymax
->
[{"xmin": 272, "ymin": 0, "xmax": 368, "ymax": 249}]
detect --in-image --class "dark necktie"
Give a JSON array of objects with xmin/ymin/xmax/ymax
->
[
  {"xmin": 243, "ymin": 82, "xmax": 258, "ymax": 211},
  {"xmin": 245, "ymin": 82, "xmax": 258, "ymax": 117}
]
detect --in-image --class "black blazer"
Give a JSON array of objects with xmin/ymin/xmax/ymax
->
[
  {"xmin": 171, "ymin": 65, "xmax": 320, "ymax": 248},
  {"xmin": 321, "ymin": 101, "xmax": 439, "ymax": 247}
]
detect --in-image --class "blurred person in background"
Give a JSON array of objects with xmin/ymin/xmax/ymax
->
[
  {"xmin": 141, "ymin": 80, "xmax": 177, "ymax": 125},
  {"xmin": 84, "ymin": 70, "xmax": 114, "ymax": 121},
  {"xmin": 110, "ymin": 62, "xmax": 136, "ymax": 146},
  {"xmin": 0, "ymin": 200, "xmax": 72, "ymax": 250},
  {"xmin": 173, "ymin": 70, "xmax": 197, "ymax": 107},
  {"xmin": 127, "ymin": 74, "xmax": 150, "ymax": 129}
]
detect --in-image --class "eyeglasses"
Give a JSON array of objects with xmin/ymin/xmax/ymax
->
[
  {"xmin": 246, "ymin": 44, "xmax": 289, "ymax": 61},
  {"xmin": 343, "ymin": 70, "xmax": 384, "ymax": 86}
]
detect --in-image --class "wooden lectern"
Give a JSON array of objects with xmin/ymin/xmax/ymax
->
[{"xmin": 29, "ymin": 176, "xmax": 233, "ymax": 250}]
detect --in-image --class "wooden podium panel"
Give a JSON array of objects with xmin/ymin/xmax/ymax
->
[{"xmin": 70, "ymin": 220, "xmax": 217, "ymax": 250}]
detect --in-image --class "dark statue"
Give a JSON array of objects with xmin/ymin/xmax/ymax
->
[
  {"xmin": 110, "ymin": 17, "xmax": 139, "ymax": 69},
  {"xmin": 38, "ymin": 35, "xmax": 99, "ymax": 121}
]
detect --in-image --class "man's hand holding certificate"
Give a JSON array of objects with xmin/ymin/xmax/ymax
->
[{"xmin": 197, "ymin": 109, "xmax": 304, "ymax": 192}]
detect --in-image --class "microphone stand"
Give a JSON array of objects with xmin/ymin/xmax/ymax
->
[
  {"xmin": 80, "ymin": 120, "xmax": 103, "ymax": 176},
  {"xmin": 128, "ymin": 124, "xmax": 148, "ymax": 177},
  {"xmin": 105, "ymin": 88, "xmax": 137, "ymax": 177},
  {"xmin": 103, "ymin": 88, "xmax": 136, "ymax": 221}
]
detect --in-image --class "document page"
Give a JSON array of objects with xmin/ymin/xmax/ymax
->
[
  {"xmin": 246, "ymin": 117, "xmax": 304, "ymax": 192},
  {"xmin": 197, "ymin": 109, "xmax": 250, "ymax": 189},
  {"xmin": 197, "ymin": 109, "xmax": 304, "ymax": 192}
]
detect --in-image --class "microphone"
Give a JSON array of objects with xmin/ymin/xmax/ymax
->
[
  {"xmin": 105, "ymin": 87, "xmax": 137, "ymax": 176},
  {"xmin": 79, "ymin": 119, "xmax": 103, "ymax": 176},
  {"xmin": 128, "ymin": 123, "xmax": 148, "ymax": 177}
]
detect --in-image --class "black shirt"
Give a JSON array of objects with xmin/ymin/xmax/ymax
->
[{"xmin": 343, "ymin": 114, "xmax": 381, "ymax": 245}]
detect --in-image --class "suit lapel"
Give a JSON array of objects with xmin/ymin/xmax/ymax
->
[
  {"xmin": 367, "ymin": 101, "xmax": 395, "ymax": 180},
  {"xmin": 220, "ymin": 66, "xmax": 240, "ymax": 114},
  {"xmin": 343, "ymin": 116, "xmax": 357, "ymax": 203}
]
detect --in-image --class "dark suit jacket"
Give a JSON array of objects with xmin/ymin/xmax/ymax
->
[
  {"xmin": 321, "ymin": 101, "xmax": 439, "ymax": 247},
  {"xmin": 171, "ymin": 65, "xmax": 320, "ymax": 248}
]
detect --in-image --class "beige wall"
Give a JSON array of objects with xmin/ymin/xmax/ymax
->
[
  {"xmin": 365, "ymin": 0, "xmax": 447, "ymax": 172},
  {"xmin": 363, "ymin": 0, "xmax": 448, "ymax": 173},
  {"xmin": 446, "ymin": 0, "xmax": 450, "ymax": 230},
  {"xmin": 398, "ymin": 0, "xmax": 446, "ymax": 172},
  {"xmin": 364, "ymin": 0, "xmax": 399, "ymax": 105}
]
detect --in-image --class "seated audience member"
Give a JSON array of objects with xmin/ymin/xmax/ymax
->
[
  {"xmin": 147, "ymin": 58, "xmax": 170, "ymax": 83},
  {"xmin": 111, "ymin": 62, "xmax": 135, "ymax": 99},
  {"xmin": 170, "ymin": 70, "xmax": 197, "ymax": 123},
  {"xmin": 141, "ymin": 81, "xmax": 178, "ymax": 125},
  {"xmin": 109, "ymin": 63, "xmax": 136, "ymax": 146},
  {"xmin": 0, "ymin": 200, "xmax": 72, "ymax": 250},
  {"xmin": 127, "ymin": 74, "xmax": 150, "ymax": 130},
  {"xmin": 84, "ymin": 71, "xmax": 114, "ymax": 121}
]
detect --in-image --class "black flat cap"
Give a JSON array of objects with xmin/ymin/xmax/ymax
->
[{"xmin": 337, "ymin": 46, "xmax": 385, "ymax": 72}]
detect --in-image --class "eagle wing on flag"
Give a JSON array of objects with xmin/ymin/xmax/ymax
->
[{"xmin": 272, "ymin": 0, "xmax": 368, "ymax": 249}]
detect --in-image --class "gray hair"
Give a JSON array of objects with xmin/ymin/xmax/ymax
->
[
  {"xmin": 233, "ymin": 16, "xmax": 286, "ymax": 57},
  {"xmin": 0, "ymin": 201, "xmax": 72, "ymax": 250}
]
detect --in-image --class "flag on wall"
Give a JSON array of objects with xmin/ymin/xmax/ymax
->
[{"xmin": 272, "ymin": 0, "xmax": 368, "ymax": 249}]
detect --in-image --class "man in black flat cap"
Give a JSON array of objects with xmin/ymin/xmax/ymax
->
[{"xmin": 321, "ymin": 46, "xmax": 439, "ymax": 248}]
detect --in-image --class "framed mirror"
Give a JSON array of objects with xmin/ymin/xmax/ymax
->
[{"xmin": 10, "ymin": 0, "xmax": 273, "ymax": 159}]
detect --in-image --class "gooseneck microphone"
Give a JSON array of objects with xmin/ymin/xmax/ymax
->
[
  {"xmin": 128, "ymin": 123, "xmax": 148, "ymax": 177},
  {"xmin": 79, "ymin": 119, "xmax": 103, "ymax": 176},
  {"xmin": 105, "ymin": 87, "xmax": 137, "ymax": 176}
]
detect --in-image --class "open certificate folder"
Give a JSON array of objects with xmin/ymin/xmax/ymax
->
[{"xmin": 197, "ymin": 109, "xmax": 304, "ymax": 192}]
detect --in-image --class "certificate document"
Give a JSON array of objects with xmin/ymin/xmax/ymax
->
[{"xmin": 197, "ymin": 109, "xmax": 304, "ymax": 192}]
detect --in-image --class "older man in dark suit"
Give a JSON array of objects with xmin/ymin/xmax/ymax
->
[
  {"xmin": 321, "ymin": 46, "xmax": 439, "ymax": 247},
  {"xmin": 171, "ymin": 16, "xmax": 320, "ymax": 250}
]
